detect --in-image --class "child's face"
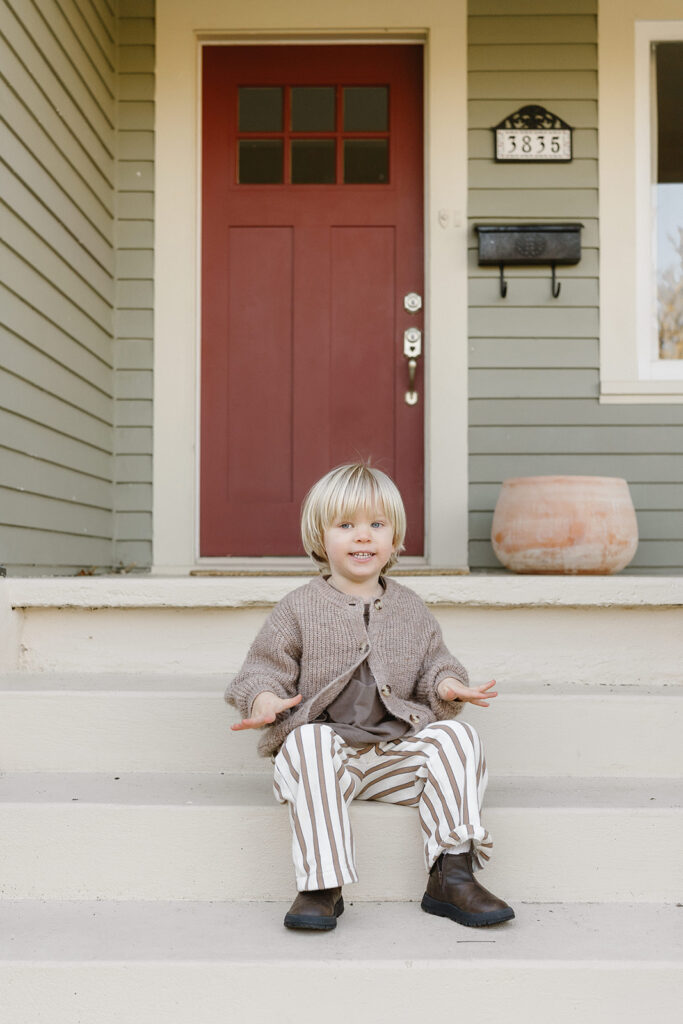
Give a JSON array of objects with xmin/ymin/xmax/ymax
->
[{"xmin": 322, "ymin": 505, "xmax": 396, "ymax": 590}]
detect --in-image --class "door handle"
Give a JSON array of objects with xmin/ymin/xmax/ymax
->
[
  {"xmin": 405, "ymin": 358, "xmax": 418, "ymax": 405},
  {"xmin": 403, "ymin": 328, "xmax": 421, "ymax": 405}
]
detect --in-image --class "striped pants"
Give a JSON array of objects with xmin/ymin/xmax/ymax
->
[{"xmin": 273, "ymin": 720, "xmax": 491, "ymax": 892}]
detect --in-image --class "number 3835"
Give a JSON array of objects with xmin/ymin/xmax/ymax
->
[{"xmin": 495, "ymin": 129, "xmax": 571, "ymax": 161}]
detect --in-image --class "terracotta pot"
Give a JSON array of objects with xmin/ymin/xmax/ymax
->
[{"xmin": 491, "ymin": 475, "xmax": 639, "ymax": 574}]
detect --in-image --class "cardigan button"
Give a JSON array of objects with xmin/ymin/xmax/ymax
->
[
  {"xmin": 380, "ymin": 685, "xmax": 391, "ymax": 696},
  {"xmin": 374, "ymin": 600, "xmax": 383, "ymax": 610},
  {"xmin": 409, "ymin": 713, "xmax": 420, "ymax": 724},
  {"xmin": 359, "ymin": 641, "xmax": 369, "ymax": 653}
]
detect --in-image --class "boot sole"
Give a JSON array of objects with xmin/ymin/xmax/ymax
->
[
  {"xmin": 421, "ymin": 892, "xmax": 515, "ymax": 928},
  {"xmin": 284, "ymin": 897, "xmax": 345, "ymax": 931}
]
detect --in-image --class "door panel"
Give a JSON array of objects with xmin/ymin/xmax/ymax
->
[
  {"xmin": 329, "ymin": 227, "xmax": 396, "ymax": 458},
  {"xmin": 227, "ymin": 227, "xmax": 294, "ymax": 505},
  {"xmin": 201, "ymin": 45, "xmax": 424, "ymax": 556}
]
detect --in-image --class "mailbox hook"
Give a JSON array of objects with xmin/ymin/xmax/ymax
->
[
  {"xmin": 551, "ymin": 263, "xmax": 561, "ymax": 298},
  {"xmin": 498, "ymin": 261, "xmax": 560, "ymax": 297},
  {"xmin": 498, "ymin": 263, "xmax": 508, "ymax": 298}
]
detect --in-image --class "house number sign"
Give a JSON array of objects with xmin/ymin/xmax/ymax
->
[{"xmin": 493, "ymin": 105, "xmax": 572, "ymax": 162}]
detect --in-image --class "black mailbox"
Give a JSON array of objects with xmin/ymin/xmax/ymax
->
[{"xmin": 474, "ymin": 222, "xmax": 582, "ymax": 297}]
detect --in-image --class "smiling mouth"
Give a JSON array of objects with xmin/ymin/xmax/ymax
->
[{"xmin": 350, "ymin": 552, "xmax": 374, "ymax": 561}]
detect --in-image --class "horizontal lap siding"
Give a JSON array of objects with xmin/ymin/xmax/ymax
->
[
  {"xmin": 467, "ymin": 0, "xmax": 683, "ymax": 574},
  {"xmin": 114, "ymin": 2, "xmax": 155, "ymax": 572},
  {"xmin": 0, "ymin": 0, "xmax": 116, "ymax": 574}
]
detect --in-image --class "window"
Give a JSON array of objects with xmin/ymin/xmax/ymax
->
[
  {"xmin": 236, "ymin": 85, "xmax": 390, "ymax": 185},
  {"xmin": 635, "ymin": 24, "xmax": 683, "ymax": 382},
  {"xmin": 599, "ymin": 9, "xmax": 683, "ymax": 402},
  {"xmin": 654, "ymin": 42, "xmax": 683, "ymax": 360}
]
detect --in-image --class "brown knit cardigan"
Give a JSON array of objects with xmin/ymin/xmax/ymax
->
[{"xmin": 225, "ymin": 575, "xmax": 469, "ymax": 758}]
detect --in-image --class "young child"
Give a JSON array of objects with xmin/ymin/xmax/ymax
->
[{"xmin": 226, "ymin": 462, "xmax": 513, "ymax": 931}]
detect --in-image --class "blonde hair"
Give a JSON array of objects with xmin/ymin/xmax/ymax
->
[{"xmin": 301, "ymin": 462, "xmax": 407, "ymax": 574}]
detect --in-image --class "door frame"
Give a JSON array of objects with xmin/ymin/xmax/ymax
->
[{"xmin": 153, "ymin": 1, "xmax": 469, "ymax": 574}]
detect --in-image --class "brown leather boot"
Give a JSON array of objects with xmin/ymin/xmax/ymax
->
[
  {"xmin": 421, "ymin": 852, "xmax": 514, "ymax": 927},
  {"xmin": 284, "ymin": 887, "xmax": 344, "ymax": 930}
]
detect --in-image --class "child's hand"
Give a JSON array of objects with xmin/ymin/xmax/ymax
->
[
  {"xmin": 231, "ymin": 691, "xmax": 303, "ymax": 731},
  {"xmin": 437, "ymin": 677, "xmax": 498, "ymax": 708}
]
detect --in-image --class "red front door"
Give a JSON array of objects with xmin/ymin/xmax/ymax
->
[{"xmin": 201, "ymin": 45, "xmax": 424, "ymax": 556}]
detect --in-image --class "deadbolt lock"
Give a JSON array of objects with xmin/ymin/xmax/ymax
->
[{"xmin": 404, "ymin": 292, "xmax": 422, "ymax": 313}]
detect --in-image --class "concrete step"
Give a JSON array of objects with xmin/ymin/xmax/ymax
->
[
  {"xmin": 5, "ymin": 576, "xmax": 683, "ymax": 684},
  {"xmin": 1, "ymin": 772, "xmax": 679, "ymax": 902},
  {"xmin": 0, "ymin": 900, "xmax": 681, "ymax": 1024},
  {"xmin": 2, "ymin": 674, "xmax": 681, "ymax": 776}
]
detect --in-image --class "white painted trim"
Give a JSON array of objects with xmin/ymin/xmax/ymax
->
[
  {"xmin": 635, "ymin": 21, "xmax": 683, "ymax": 382},
  {"xmin": 599, "ymin": 2, "xmax": 683, "ymax": 403},
  {"xmin": 600, "ymin": 378, "xmax": 683, "ymax": 402},
  {"xmin": 153, "ymin": 1, "xmax": 469, "ymax": 574},
  {"xmin": 8, "ymin": 575, "xmax": 683, "ymax": 609},
  {"xmin": 193, "ymin": 555, "xmax": 430, "ymax": 572}
]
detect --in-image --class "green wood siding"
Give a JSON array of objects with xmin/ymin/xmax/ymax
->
[
  {"xmin": 0, "ymin": 0, "xmax": 115, "ymax": 574},
  {"xmin": 0, "ymin": 0, "xmax": 155, "ymax": 575},
  {"xmin": 114, "ymin": 3, "xmax": 154, "ymax": 572},
  {"xmin": 5, "ymin": 2, "xmax": 682, "ymax": 576},
  {"xmin": 467, "ymin": 0, "xmax": 683, "ymax": 574}
]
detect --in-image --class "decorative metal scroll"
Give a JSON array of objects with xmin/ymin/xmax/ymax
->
[{"xmin": 493, "ymin": 105, "xmax": 572, "ymax": 162}]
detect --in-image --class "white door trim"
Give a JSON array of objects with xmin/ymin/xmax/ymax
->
[{"xmin": 153, "ymin": 1, "xmax": 469, "ymax": 574}]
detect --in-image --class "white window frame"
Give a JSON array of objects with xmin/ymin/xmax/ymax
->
[
  {"xmin": 636, "ymin": 23, "xmax": 683, "ymax": 380},
  {"xmin": 599, "ymin": 3, "xmax": 683, "ymax": 403}
]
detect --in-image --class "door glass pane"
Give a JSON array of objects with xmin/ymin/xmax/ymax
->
[
  {"xmin": 655, "ymin": 42, "xmax": 683, "ymax": 359},
  {"xmin": 238, "ymin": 140, "xmax": 283, "ymax": 184},
  {"xmin": 238, "ymin": 87, "xmax": 283, "ymax": 132},
  {"xmin": 344, "ymin": 139, "xmax": 388, "ymax": 184},
  {"xmin": 343, "ymin": 86, "xmax": 388, "ymax": 131},
  {"xmin": 291, "ymin": 140, "xmax": 336, "ymax": 184},
  {"xmin": 291, "ymin": 87, "xmax": 336, "ymax": 131}
]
